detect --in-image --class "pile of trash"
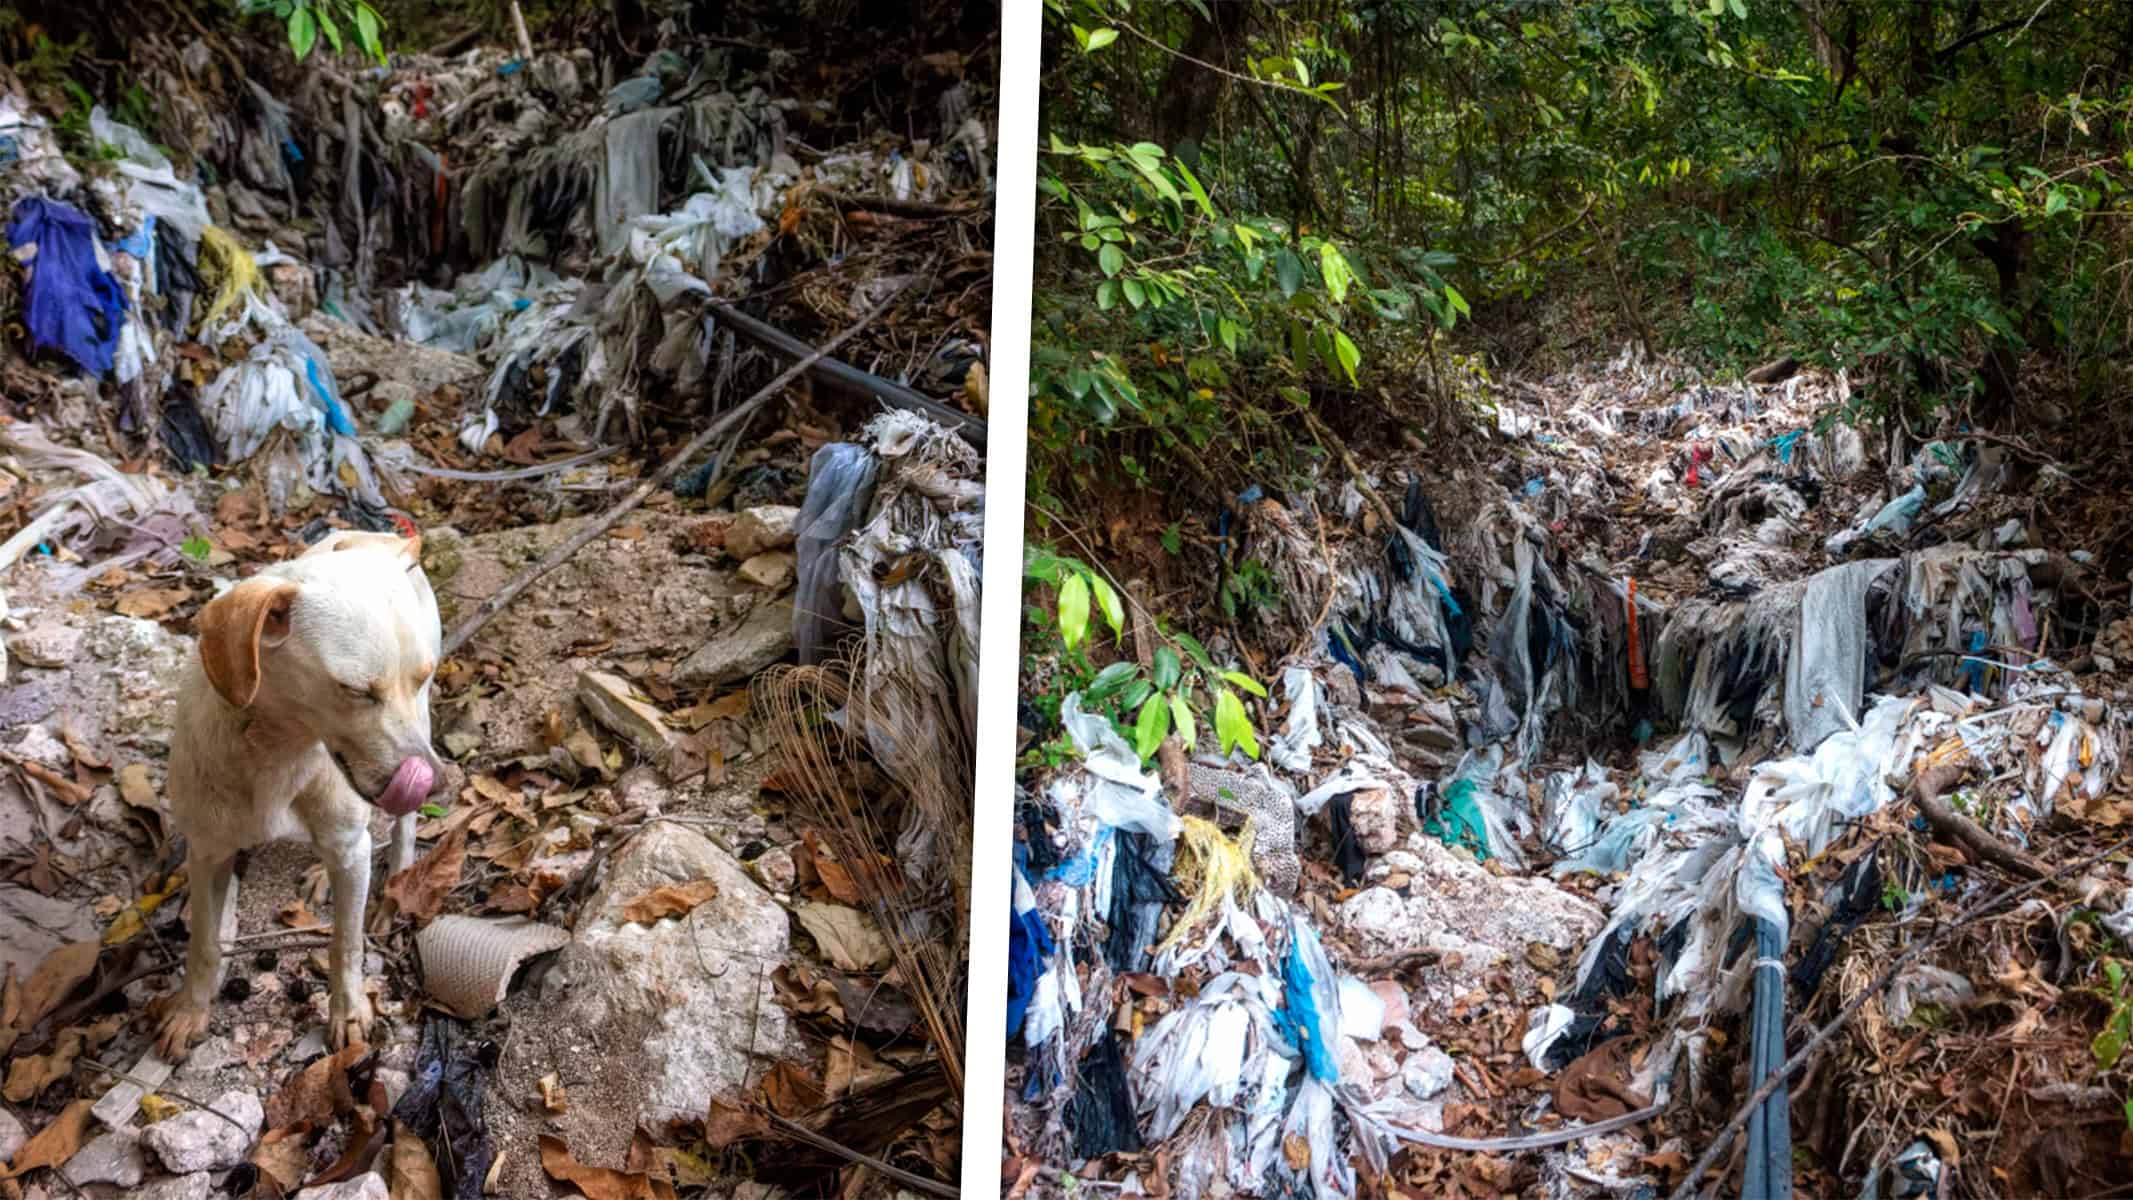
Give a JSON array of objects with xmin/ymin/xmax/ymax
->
[
  {"xmin": 2, "ymin": 12, "xmax": 993, "ymax": 1198},
  {"xmin": 1009, "ymin": 348, "xmax": 2133, "ymax": 1196}
]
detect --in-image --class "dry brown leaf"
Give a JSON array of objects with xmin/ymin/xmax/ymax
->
[
  {"xmin": 381, "ymin": 825, "xmax": 468, "ymax": 922},
  {"xmin": 14, "ymin": 940, "xmax": 97, "ymax": 1033},
  {"xmin": 810, "ymin": 847, "xmax": 864, "ymax": 906},
  {"xmin": 9, "ymin": 756, "xmax": 90, "ymax": 806},
  {"xmin": 389, "ymin": 1121, "xmax": 444, "ymax": 1200},
  {"xmin": 58, "ymin": 722, "xmax": 107, "ymax": 771},
  {"xmin": 703, "ymin": 1099, "xmax": 768, "ymax": 1149},
  {"xmin": 1282, "ymin": 1132, "xmax": 1311, "ymax": 1171},
  {"xmin": 762, "ymin": 1061, "xmax": 826, "ymax": 1118},
  {"xmin": 619, "ymin": 879, "xmax": 720, "ymax": 925},
  {"xmin": 265, "ymin": 1042, "xmax": 368, "ymax": 1129},
  {"xmin": 114, "ymin": 587, "xmax": 191, "ymax": 618},
  {"xmin": 537, "ymin": 1134, "xmax": 676, "ymax": 1200},
  {"xmin": 0, "ymin": 1014, "xmax": 116, "ymax": 1102},
  {"xmin": 793, "ymin": 902, "xmax": 890, "ymax": 972},
  {"xmin": 279, "ymin": 900, "xmax": 318, "ymax": 929},
  {"xmin": 251, "ymin": 1123, "xmax": 313, "ymax": 1197},
  {"xmin": 117, "ymin": 762, "xmax": 160, "ymax": 812},
  {"xmin": 0, "ymin": 1098, "xmax": 91, "ymax": 1178}
]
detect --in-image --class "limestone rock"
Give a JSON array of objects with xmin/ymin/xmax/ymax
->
[
  {"xmin": 577, "ymin": 670, "xmax": 675, "ymax": 756},
  {"xmin": 537, "ymin": 822, "xmax": 800, "ymax": 1122},
  {"xmin": 139, "ymin": 1089, "xmax": 262, "ymax": 1173},
  {"xmin": 725, "ymin": 506, "xmax": 800, "ymax": 561},
  {"xmin": 673, "ymin": 599, "xmax": 794, "ymax": 689},
  {"xmin": 296, "ymin": 1174, "xmax": 389, "ymax": 1200},
  {"xmin": 738, "ymin": 551, "xmax": 796, "ymax": 591},
  {"xmin": 63, "ymin": 1130, "xmax": 147, "ymax": 1188},
  {"xmin": 139, "ymin": 1174, "xmax": 214, "ymax": 1200}
]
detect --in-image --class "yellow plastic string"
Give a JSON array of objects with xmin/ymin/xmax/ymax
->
[
  {"xmin": 1154, "ymin": 814, "xmax": 1260, "ymax": 955},
  {"xmin": 195, "ymin": 225, "xmax": 263, "ymax": 333}
]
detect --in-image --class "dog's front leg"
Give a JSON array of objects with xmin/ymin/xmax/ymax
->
[
  {"xmin": 154, "ymin": 848, "xmax": 236, "ymax": 1057},
  {"xmin": 319, "ymin": 821, "xmax": 377, "ymax": 1050}
]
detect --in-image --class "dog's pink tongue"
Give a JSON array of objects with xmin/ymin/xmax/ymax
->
[{"xmin": 378, "ymin": 756, "xmax": 434, "ymax": 816}]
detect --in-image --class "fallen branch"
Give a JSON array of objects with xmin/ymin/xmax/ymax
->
[
  {"xmin": 820, "ymin": 189, "xmax": 985, "ymax": 220},
  {"xmin": 1389, "ymin": 1100, "xmax": 1663, "ymax": 1154},
  {"xmin": 763, "ymin": 1112, "xmax": 957, "ymax": 1199},
  {"xmin": 705, "ymin": 298, "xmax": 986, "ymax": 450},
  {"xmin": 1301, "ymin": 408, "xmax": 1400, "ymax": 534},
  {"xmin": 1906, "ymin": 761, "xmax": 2048, "ymax": 881},
  {"xmin": 1665, "ymin": 831, "xmax": 2133, "ymax": 1200},
  {"xmin": 440, "ymin": 287, "xmax": 908, "ymax": 658}
]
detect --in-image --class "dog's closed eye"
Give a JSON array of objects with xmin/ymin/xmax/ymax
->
[{"xmin": 343, "ymin": 684, "xmax": 382, "ymax": 706}]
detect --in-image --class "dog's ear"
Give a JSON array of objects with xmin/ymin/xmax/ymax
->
[{"xmin": 199, "ymin": 578, "xmax": 300, "ymax": 707}]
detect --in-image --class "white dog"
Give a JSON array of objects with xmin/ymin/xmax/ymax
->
[{"xmin": 154, "ymin": 529, "xmax": 446, "ymax": 1055}]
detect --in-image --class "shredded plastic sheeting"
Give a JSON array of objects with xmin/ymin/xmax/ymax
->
[
  {"xmin": 1784, "ymin": 558, "xmax": 1898, "ymax": 751},
  {"xmin": 793, "ymin": 442, "xmax": 880, "ymax": 664},
  {"xmin": 0, "ymin": 425, "xmax": 201, "ymax": 589}
]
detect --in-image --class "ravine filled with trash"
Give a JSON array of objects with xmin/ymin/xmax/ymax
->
[
  {"xmin": 1, "ymin": 5, "xmax": 990, "ymax": 1197},
  {"xmin": 1007, "ymin": 349, "xmax": 2133, "ymax": 1198}
]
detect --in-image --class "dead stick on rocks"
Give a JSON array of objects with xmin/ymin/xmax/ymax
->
[
  {"xmin": 1665, "ymin": 832, "xmax": 2133, "ymax": 1200},
  {"xmin": 440, "ymin": 287, "xmax": 908, "ymax": 659},
  {"xmin": 1301, "ymin": 408, "xmax": 1401, "ymax": 534}
]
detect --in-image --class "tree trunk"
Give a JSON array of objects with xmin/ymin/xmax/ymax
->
[{"xmin": 1155, "ymin": 3, "xmax": 1247, "ymax": 151}]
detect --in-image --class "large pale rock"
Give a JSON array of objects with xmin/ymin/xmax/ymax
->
[
  {"xmin": 577, "ymin": 670, "xmax": 675, "ymax": 756},
  {"xmin": 139, "ymin": 1174, "xmax": 214, "ymax": 1200},
  {"xmin": 1340, "ymin": 834, "xmax": 1603, "ymax": 999},
  {"xmin": 538, "ymin": 822, "xmax": 799, "ymax": 1122},
  {"xmin": 295, "ymin": 1174, "xmax": 389, "ymax": 1200},
  {"xmin": 64, "ymin": 1129, "xmax": 147, "ymax": 1187},
  {"xmin": 1351, "ymin": 786, "xmax": 1404, "ymax": 855},
  {"xmin": 738, "ymin": 551, "xmax": 796, "ymax": 591},
  {"xmin": 673, "ymin": 599, "xmax": 794, "ymax": 689},
  {"xmin": 725, "ymin": 506, "xmax": 800, "ymax": 561},
  {"xmin": 84, "ymin": 615, "xmax": 191, "ymax": 752},
  {"xmin": 139, "ymin": 1089, "xmax": 262, "ymax": 1173}
]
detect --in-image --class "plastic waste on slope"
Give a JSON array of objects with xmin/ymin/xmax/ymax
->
[
  {"xmin": 792, "ymin": 442, "xmax": 881, "ymax": 664},
  {"xmin": 8, "ymin": 197, "xmax": 128, "ymax": 377}
]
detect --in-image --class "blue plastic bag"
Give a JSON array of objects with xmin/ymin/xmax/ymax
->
[{"xmin": 8, "ymin": 198, "xmax": 127, "ymax": 377}]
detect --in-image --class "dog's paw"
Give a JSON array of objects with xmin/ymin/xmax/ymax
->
[
  {"xmin": 327, "ymin": 991, "xmax": 375, "ymax": 1051},
  {"xmin": 151, "ymin": 997, "xmax": 211, "ymax": 1060}
]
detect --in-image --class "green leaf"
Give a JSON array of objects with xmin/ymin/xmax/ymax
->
[
  {"xmin": 1134, "ymin": 693, "xmax": 1172, "ymax": 760},
  {"xmin": 1153, "ymin": 646, "xmax": 1181, "ymax": 690},
  {"xmin": 1086, "ymin": 27, "xmax": 1119, "ymax": 52},
  {"xmin": 1169, "ymin": 692, "xmax": 1195, "ymax": 750},
  {"xmin": 1096, "ymin": 280, "xmax": 1118, "ymax": 310},
  {"xmin": 419, "ymin": 802, "xmax": 446, "ymax": 818},
  {"xmin": 1121, "ymin": 680, "xmax": 1153, "ymax": 710},
  {"xmin": 1220, "ymin": 671, "xmax": 1268, "ymax": 697},
  {"xmin": 1084, "ymin": 661, "xmax": 1140, "ymax": 701},
  {"xmin": 318, "ymin": 8, "xmax": 343, "ymax": 53},
  {"xmin": 1214, "ymin": 688, "xmax": 1260, "ymax": 759},
  {"xmin": 1175, "ymin": 631, "xmax": 1216, "ymax": 674},
  {"xmin": 1161, "ymin": 523, "xmax": 1182, "ymax": 555},
  {"xmin": 1088, "ymin": 573, "xmax": 1125, "ymax": 639},
  {"xmin": 1332, "ymin": 328, "xmax": 1361, "ymax": 385},
  {"xmin": 179, "ymin": 535, "xmax": 212, "ymax": 562},
  {"xmin": 2094, "ymin": 1009, "xmax": 2129, "ymax": 1070},
  {"xmin": 1274, "ymin": 249, "xmax": 1304, "ymax": 299},
  {"xmin": 355, "ymin": 2, "xmax": 384, "ymax": 62},
  {"xmin": 1174, "ymin": 158, "xmax": 1215, "ymax": 219},
  {"xmin": 1122, "ymin": 278, "xmax": 1146, "ymax": 308},
  {"xmin": 1058, "ymin": 573, "xmax": 1091, "ymax": 650},
  {"xmin": 1098, "ymin": 243, "xmax": 1124, "ymax": 277},
  {"xmin": 289, "ymin": 6, "xmax": 318, "ymax": 58},
  {"xmin": 1443, "ymin": 283, "xmax": 1471, "ymax": 318},
  {"xmin": 1318, "ymin": 243, "xmax": 1353, "ymax": 305}
]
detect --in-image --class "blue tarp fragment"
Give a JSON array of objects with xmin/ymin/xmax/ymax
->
[{"xmin": 8, "ymin": 197, "xmax": 128, "ymax": 377}]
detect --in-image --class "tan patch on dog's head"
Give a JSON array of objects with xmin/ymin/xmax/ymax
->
[{"xmin": 198, "ymin": 578, "xmax": 301, "ymax": 707}]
